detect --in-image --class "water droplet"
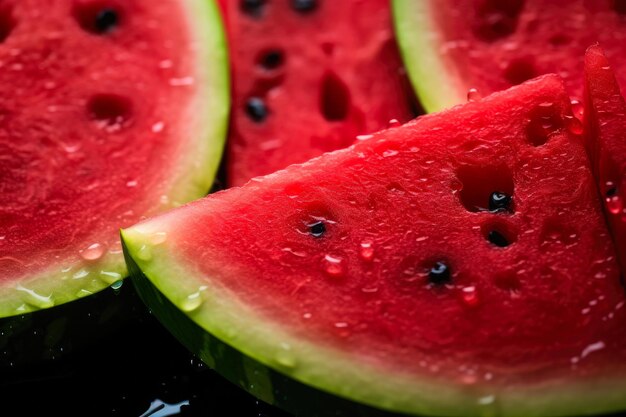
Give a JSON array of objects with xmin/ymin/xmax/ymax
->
[
  {"xmin": 334, "ymin": 322, "xmax": 349, "ymax": 328},
  {"xmin": 356, "ymin": 134, "xmax": 373, "ymax": 141},
  {"xmin": 461, "ymin": 286, "xmax": 480, "ymax": 307},
  {"xmin": 181, "ymin": 292, "xmax": 203, "ymax": 312},
  {"xmin": 382, "ymin": 149, "xmax": 398, "ymax": 158},
  {"xmin": 99, "ymin": 270, "xmax": 122, "ymax": 284},
  {"xmin": 565, "ymin": 115, "xmax": 583, "ymax": 135},
  {"xmin": 580, "ymin": 341, "xmax": 606, "ymax": 359},
  {"xmin": 126, "ymin": 180, "xmax": 138, "ymax": 188},
  {"xmin": 159, "ymin": 59, "xmax": 174, "ymax": 69},
  {"xmin": 606, "ymin": 195, "xmax": 622, "ymax": 214},
  {"xmin": 80, "ymin": 243, "xmax": 104, "ymax": 261},
  {"xmin": 275, "ymin": 342, "xmax": 296, "ymax": 368},
  {"xmin": 570, "ymin": 99, "xmax": 584, "ymax": 120},
  {"xmin": 302, "ymin": 312, "xmax": 312, "ymax": 319},
  {"xmin": 72, "ymin": 269, "xmax": 90, "ymax": 279},
  {"xmin": 359, "ymin": 241, "xmax": 375, "ymax": 261},
  {"xmin": 152, "ymin": 121, "xmax": 165, "ymax": 133},
  {"xmin": 467, "ymin": 88, "xmax": 482, "ymax": 102},
  {"xmin": 76, "ymin": 289, "xmax": 93, "ymax": 298},
  {"xmin": 16, "ymin": 285, "xmax": 54, "ymax": 309},
  {"xmin": 387, "ymin": 118, "xmax": 401, "ymax": 128},
  {"xmin": 137, "ymin": 244, "xmax": 153, "ymax": 261},
  {"xmin": 169, "ymin": 76, "xmax": 194, "ymax": 87},
  {"xmin": 149, "ymin": 232, "xmax": 167, "ymax": 245},
  {"xmin": 323, "ymin": 254, "xmax": 343, "ymax": 277},
  {"xmin": 110, "ymin": 280, "xmax": 123, "ymax": 290},
  {"xmin": 478, "ymin": 395, "xmax": 496, "ymax": 406}
]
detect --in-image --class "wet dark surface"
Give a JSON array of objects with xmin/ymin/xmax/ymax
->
[{"xmin": 0, "ymin": 285, "xmax": 290, "ymax": 417}]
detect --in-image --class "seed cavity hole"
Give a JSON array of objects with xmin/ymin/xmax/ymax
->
[
  {"xmin": 74, "ymin": 2, "xmax": 121, "ymax": 34},
  {"xmin": 482, "ymin": 221, "xmax": 517, "ymax": 248},
  {"xmin": 504, "ymin": 57, "xmax": 537, "ymax": 86},
  {"xmin": 245, "ymin": 97, "xmax": 268, "ymax": 122},
  {"xmin": 457, "ymin": 165, "xmax": 514, "ymax": 213},
  {"xmin": 473, "ymin": 0, "xmax": 525, "ymax": 42},
  {"xmin": 258, "ymin": 49, "xmax": 284, "ymax": 71},
  {"xmin": 320, "ymin": 71, "xmax": 350, "ymax": 122},
  {"xmin": 292, "ymin": 0, "xmax": 318, "ymax": 13},
  {"xmin": 526, "ymin": 102, "xmax": 564, "ymax": 147},
  {"xmin": 240, "ymin": 0, "xmax": 266, "ymax": 17},
  {"xmin": 613, "ymin": 0, "xmax": 626, "ymax": 15},
  {"xmin": 549, "ymin": 34, "xmax": 571, "ymax": 46},
  {"xmin": 0, "ymin": 5, "xmax": 15, "ymax": 43},
  {"xmin": 294, "ymin": 203, "xmax": 337, "ymax": 237},
  {"xmin": 87, "ymin": 94, "xmax": 132, "ymax": 129}
]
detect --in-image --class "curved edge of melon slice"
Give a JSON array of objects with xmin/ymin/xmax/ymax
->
[
  {"xmin": 121, "ymin": 222, "xmax": 626, "ymax": 417},
  {"xmin": 392, "ymin": 0, "xmax": 465, "ymax": 113},
  {"xmin": 0, "ymin": 0, "xmax": 229, "ymax": 320},
  {"xmin": 166, "ymin": 0, "xmax": 230, "ymax": 206}
]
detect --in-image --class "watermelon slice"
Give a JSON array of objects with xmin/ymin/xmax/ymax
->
[
  {"xmin": 224, "ymin": 0, "xmax": 415, "ymax": 186},
  {"xmin": 583, "ymin": 45, "xmax": 626, "ymax": 270},
  {"xmin": 393, "ymin": 0, "xmax": 626, "ymax": 112},
  {"xmin": 122, "ymin": 75, "xmax": 626, "ymax": 416},
  {"xmin": 0, "ymin": 0, "xmax": 228, "ymax": 319}
]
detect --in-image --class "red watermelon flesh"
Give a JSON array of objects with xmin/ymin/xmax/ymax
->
[
  {"xmin": 0, "ymin": 0, "xmax": 228, "ymax": 317},
  {"xmin": 584, "ymin": 45, "xmax": 626, "ymax": 270},
  {"xmin": 225, "ymin": 0, "xmax": 415, "ymax": 187},
  {"xmin": 123, "ymin": 75, "xmax": 626, "ymax": 416},
  {"xmin": 393, "ymin": 0, "xmax": 626, "ymax": 112}
]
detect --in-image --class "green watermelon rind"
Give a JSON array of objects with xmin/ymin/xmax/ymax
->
[
  {"xmin": 0, "ymin": 0, "xmax": 229, "ymax": 320},
  {"xmin": 121, "ymin": 225, "xmax": 626, "ymax": 417},
  {"xmin": 392, "ymin": 0, "xmax": 465, "ymax": 113}
]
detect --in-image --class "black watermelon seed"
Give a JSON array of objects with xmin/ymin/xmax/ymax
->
[
  {"xmin": 240, "ymin": 0, "xmax": 266, "ymax": 17},
  {"xmin": 488, "ymin": 230, "xmax": 510, "ymax": 247},
  {"xmin": 308, "ymin": 221, "xmax": 326, "ymax": 237},
  {"xmin": 260, "ymin": 50, "xmax": 284, "ymax": 70},
  {"xmin": 94, "ymin": 9, "xmax": 118, "ymax": 33},
  {"xmin": 606, "ymin": 186, "xmax": 618, "ymax": 197},
  {"xmin": 245, "ymin": 97, "xmax": 268, "ymax": 122},
  {"xmin": 489, "ymin": 191, "xmax": 513, "ymax": 212},
  {"xmin": 428, "ymin": 262, "xmax": 451, "ymax": 285},
  {"xmin": 292, "ymin": 0, "xmax": 318, "ymax": 13}
]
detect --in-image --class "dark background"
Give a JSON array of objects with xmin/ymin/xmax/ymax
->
[{"xmin": 0, "ymin": 282, "xmax": 290, "ymax": 417}]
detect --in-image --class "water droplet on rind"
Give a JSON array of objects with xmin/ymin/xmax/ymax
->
[
  {"xmin": 16, "ymin": 285, "xmax": 54, "ymax": 309},
  {"xmin": 110, "ymin": 280, "xmax": 123, "ymax": 290},
  {"xmin": 80, "ymin": 243, "xmax": 104, "ymax": 261},
  {"xmin": 274, "ymin": 342, "xmax": 296, "ymax": 368},
  {"xmin": 136, "ymin": 244, "xmax": 153, "ymax": 261},
  {"xmin": 99, "ymin": 270, "xmax": 122, "ymax": 284},
  {"xmin": 181, "ymin": 292, "xmax": 203, "ymax": 312}
]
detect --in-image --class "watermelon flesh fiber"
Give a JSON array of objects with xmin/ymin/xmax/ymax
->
[
  {"xmin": 224, "ymin": 0, "xmax": 415, "ymax": 186},
  {"xmin": 584, "ymin": 45, "xmax": 626, "ymax": 271},
  {"xmin": 0, "ymin": 0, "xmax": 228, "ymax": 317},
  {"xmin": 123, "ymin": 74, "xmax": 626, "ymax": 416},
  {"xmin": 394, "ymin": 0, "xmax": 626, "ymax": 112}
]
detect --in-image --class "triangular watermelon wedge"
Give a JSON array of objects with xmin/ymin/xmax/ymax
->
[
  {"xmin": 223, "ymin": 0, "xmax": 415, "ymax": 186},
  {"xmin": 122, "ymin": 75, "xmax": 626, "ymax": 416},
  {"xmin": 0, "ymin": 0, "xmax": 228, "ymax": 320},
  {"xmin": 393, "ymin": 0, "xmax": 626, "ymax": 112},
  {"xmin": 583, "ymin": 45, "xmax": 626, "ymax": 271}
]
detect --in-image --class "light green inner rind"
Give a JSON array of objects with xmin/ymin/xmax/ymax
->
[
  {"xmin": 0, "ymin": 253, "xmax": 127, "ymax": 319},
  {"xmin": 392, "ymin": 0, "xmax": 466, "ymax": 113},
  {"xmin": 122, "ymin": 225, "xmax": 626, "ymax": 417},
  {"xmin": 0, "ymin": 0, "xmax": 229, "ymax": 319},
  {"xmin": 166, "ymin": 0, "xmax": 230, "ymax": 207}
]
